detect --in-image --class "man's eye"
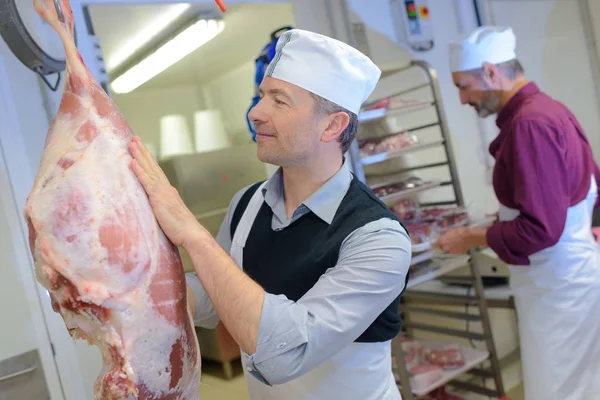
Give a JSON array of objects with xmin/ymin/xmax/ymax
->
[{"xmin": 275, "ymin": 99, "xmax": 286, "ymax": 105}]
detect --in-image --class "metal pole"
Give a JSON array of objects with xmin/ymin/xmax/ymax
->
[
  {"xmin": 411, "ymin": 60, "xmax": 466, "ymax": 207},
  {"xmin": 391, "ymin": 336, "xmax": 414, "ymax": 400},
  {"xmin": 469, "ymin": 252, "xmax": 506, "ymax": 396}
]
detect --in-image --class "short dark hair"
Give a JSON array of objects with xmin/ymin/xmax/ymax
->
[{"xmin": 310, "ymin": 93, "xmax": 359, "ymax": 154}]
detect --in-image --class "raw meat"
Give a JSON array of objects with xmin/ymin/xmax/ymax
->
[
  {"xmin": 405, "ymin": 222, "xmax": 439, "ymax": 245},
  {"xmin": 358, "ymin": 131, "xmax": 418, "ymax": 157},
  {"xmin": 23, "ymin": 1, "xmax": 201, "ymax": 399},
  {"xmin": 423, "ymin": 344, "xmax": 466, "ymax": 369},
  {"xmin": 421, "ymin": 207, "xmax": 469, "ymax": 229},
  {"xmin": 364, "ymin": 97, "xmax": 430, "ymax": 112},
  {"xmin": 391, "ymin": 199, "xmax": 419, "ymax": 221}
]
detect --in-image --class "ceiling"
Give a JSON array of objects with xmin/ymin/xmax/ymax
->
[{"xmin": 88, "ymin": 2, "xmax": 295, "ymax": 91}]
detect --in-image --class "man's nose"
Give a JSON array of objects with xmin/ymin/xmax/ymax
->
[
  {"xmin": 459, "ymin": 92, "xmax": 469, "ymax": 105},
  {"xmin": 248, "ymin": 98, "xmax": 266, "ymax": 123}
]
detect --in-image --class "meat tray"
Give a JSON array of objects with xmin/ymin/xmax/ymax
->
[
  {"xmin": 358, "ymin": 131, "xmax": 418, "ymax": 158},
  {"xmin": 394, "ymin": 338, "xmax": 490, "ymax": 397}
]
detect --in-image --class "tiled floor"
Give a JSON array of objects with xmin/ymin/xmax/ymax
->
[
  {"xmin": 198, "ymin": 359, "xmax": 249, "ymax": 400},
  {"xmin": 197, "ymin": 358, "xmax": 526, "ymax": 400},
  {"xmin": 506, "ymin": 383, "xmax": 524, "ymax": 400}
]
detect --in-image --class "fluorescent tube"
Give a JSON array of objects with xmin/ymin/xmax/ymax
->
[
  {"xmin": 107, "ymin": 4, "xmax": 192, "ymax": 71},
  {"xmin": 111, "ymin": 19, "xmax": 225, "ymax": 94}
]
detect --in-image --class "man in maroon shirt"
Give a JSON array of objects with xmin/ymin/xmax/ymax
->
[{"xmin": 437, "ymin": 26, "xmax": 600, "ymax": 400}]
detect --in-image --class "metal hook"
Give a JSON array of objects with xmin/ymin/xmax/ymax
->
[{"xmin": 54, "ymin": 0, "xmax": 65, "ymax": 23}]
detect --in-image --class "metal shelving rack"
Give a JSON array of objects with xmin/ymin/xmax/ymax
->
[{"xmin": 348, "ymin": 60, "xmax": 506, "ymax": 399}]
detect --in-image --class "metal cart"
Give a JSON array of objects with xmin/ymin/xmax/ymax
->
[{"xmin": 348, "ymin": 60, "xmax": 507, "ymax": 399}]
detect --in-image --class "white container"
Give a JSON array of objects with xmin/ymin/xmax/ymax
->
[
  {"xmin": 193, "ymin": 109, "xmax": 230, "ymax": 153},
  {"xmin": 159, "ymin": 115, "xmax": 194, "ymax": 161}
]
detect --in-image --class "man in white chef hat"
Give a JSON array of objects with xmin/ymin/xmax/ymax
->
[
  {"xmin": 129, "ymin": 29, "xmax": 411, "ymax": 399},
  {"xmin": 437, "ymin": 26, "xmax": 600, "ymax": 400}
]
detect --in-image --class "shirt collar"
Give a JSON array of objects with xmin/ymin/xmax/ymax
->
[
  {"xmin": 489, "ymin": 82, "xmax": 540, "ymax": 158},
  {"xmin": 495, "ymin": 82, "xmax": 540, "ymax": 130},
  {"xmin": 261, "ymin": 159, "xmax": 353, "ymax": 225}
]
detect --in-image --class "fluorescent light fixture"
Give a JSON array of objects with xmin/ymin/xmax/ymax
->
[
  {"xmin": 111, "ymin": 18, "xmax": 225, "ymax": 94},
  {"xmin": 107, "ymin": 4, "xmax": 192, "ymax": 71}
]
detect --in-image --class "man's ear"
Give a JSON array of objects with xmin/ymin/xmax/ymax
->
[
  {"xmin": 321, "ymin": 112, "xmax": 350, "ymax": 144},
  {"xmin": 481, "ymin": 62, "xmax": 499, "ymax": 86}
]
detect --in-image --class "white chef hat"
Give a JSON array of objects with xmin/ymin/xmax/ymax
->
[
  {"xmin": 449, "ymin": 26, "xmax": 517, "ymax": 72},
  {"xmin": 265, "ymin": 29, "xmax": 381, "ymax": 115}
]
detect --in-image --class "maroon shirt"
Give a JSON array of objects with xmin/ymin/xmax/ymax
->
[{"xmin": 486, "ymin": 82, "xmax": 600, "ymax": 266}]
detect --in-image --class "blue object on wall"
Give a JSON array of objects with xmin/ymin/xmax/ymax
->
[{"xmin": 246, "ymin": 26, "xmax": 293, "ymax": 141}]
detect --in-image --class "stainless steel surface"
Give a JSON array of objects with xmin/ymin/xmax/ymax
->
[
  {"xmin": 411, "ymin": 60, "xmax": 466, "ymax": 206},
  {"xmin": 350, "ymin": 59, "xmax": 506, "ymax": 398},
  {"xmin": 0, "ymin": 350, "xmax": 50, "ymax": 400},
  {"xmin": 391, "ymin": 334, "xmax": 414, "ymax": 400},
  {"xmin": 403, "ymin": 291, "xmax": 478, "ymax": 305},
  {"xmin": 160, "ymin": 143, "xmax": 268, "ymax": 238},
  {"xmin": 401, "ymin": 321, "xmax": 488, "ymax": 341},
  {"xmin": 468, "ymin": 251, "xmax": 506, "ymax": 396},
  {"xmin": 399, "ymin": 305, "xmax": 482, "ymax": 321},
  {"xmin": 448, "ymin": 379, "xmax": 500, "ymax": 398},
  {"xmin": 0, "ymin": 366, "xmax": 37, "ymax": 383},
  {"xmin": 54, "ymin": 0, "xmax": 65, "ymax": 22}
]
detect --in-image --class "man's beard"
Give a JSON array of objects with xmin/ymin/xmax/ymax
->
[{"xmin": 473, "ymin": 91, "xmax": 501, "ymax": 118}]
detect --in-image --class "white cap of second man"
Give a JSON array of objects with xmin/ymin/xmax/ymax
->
[
  {"xmin": 449, "ymin": 26, "xmax": 517, "ymax": 72},
  {"xmin": 265, "ymin": 29, "xmax": 381, "ymax": 115}
]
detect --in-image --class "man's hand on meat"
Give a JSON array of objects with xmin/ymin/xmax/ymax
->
[
  {"xmin": 129, "ymin": 136, "xmax": 264, "ymax": 356},
  {"xmin": 129, "ymin": 136, "xmax": 207, "ymax": 249}
]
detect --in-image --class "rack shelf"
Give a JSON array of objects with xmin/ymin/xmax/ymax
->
[
  {"xmin": 348, "ymin": 58, "xmax": 506, "ymax": 399},
  {"xmin": 397, "ymin": 340, "xmax": 490, "ymax": 397},
  {"xmin": 407, "ymin": 255, "xmax": 469, "ymax": 290},
  {"xmin": 360, "ymin": 140, "xmax": 445, "ymax": 166},
  {"xmin": 358, "ymin": 100, "xmax": 433, "ymax": 123},
  {"xmin": 377, "ymin": 181, "xmax": 441, "ymax": 206}
]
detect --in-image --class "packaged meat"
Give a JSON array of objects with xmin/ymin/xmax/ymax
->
[
  {"xmin": 409, "ymin": 364, "xmax": 444, "ymax": 393},
  {"xmin": 405, "ymin": 222, "xmax": 439, "ymax": 245},
  {"xmin": 423, "ymin": 343, "xmax": 466, "ymax": 369},
  {"xmin": 391, "ymin": 199, "xmax": 420, "ymax": 221},
  {"xmin": 364, "ymin": 97, "xmax": 429, "ymax": 112},
  {"xmin": 371, "ymin": 176, "xmax": 428, "ymax": 198},
  {"xmin": 359, "ymin": 131, "xmax": 418, "ymax": 157},
  {"xmin": 23, "ymin": 1, "xmax": 201, "ymax": 398},
  {"xmin": 420, "ymin": 207, "xmax": 469, "ymax": 231},
  {"xmin": 436, "ymin": 208, "xmax": 469, "ymax": 230}
]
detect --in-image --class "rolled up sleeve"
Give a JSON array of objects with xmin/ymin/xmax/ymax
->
[
  {"xmin": 486, "ymin": 119, "xmax": 570, "ymax": 265},
  {"xmin": 243, "ymin": 218, "xmax": 411, "ymax": 385}
]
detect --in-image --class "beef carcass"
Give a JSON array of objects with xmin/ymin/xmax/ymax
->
[{"xmin": 23, "ymin": 1, "xmax": 201, "ymax": 398}]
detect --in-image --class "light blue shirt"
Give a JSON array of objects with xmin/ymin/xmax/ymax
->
[{"xmin": 185, "ymin": 161, "xmax": 411, "ymax": 389}]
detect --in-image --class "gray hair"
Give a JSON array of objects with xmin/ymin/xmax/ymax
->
[
  {"xmin": 310, "ymin": 93, "xmax": 359, "ymax": 154},
  {"xmin": 471, "ymin": 59, "xmax": 524, "ymax": 80}
]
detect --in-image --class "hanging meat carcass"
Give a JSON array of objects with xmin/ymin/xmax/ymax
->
[{"xmin": 23, "ymin": 1, "xmax": 201, "ymax": 398}]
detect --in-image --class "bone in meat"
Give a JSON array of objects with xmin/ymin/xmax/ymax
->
[{"xmin": 23, "ymin": 1, "xmax": 201, "ymax": 398}]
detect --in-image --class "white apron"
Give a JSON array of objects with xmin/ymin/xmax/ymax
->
[
  {"xmin": 499, "ymin": 176, "xmax": 600, "ymax": 400},
  {"xmin": 230, "ymin": 183, "xmax": 401, "ymax": 400}
]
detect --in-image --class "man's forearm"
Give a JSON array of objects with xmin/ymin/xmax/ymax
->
[{"xmin": 184, "ymin": 233, "xmax": 264, "ymax": 354}]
